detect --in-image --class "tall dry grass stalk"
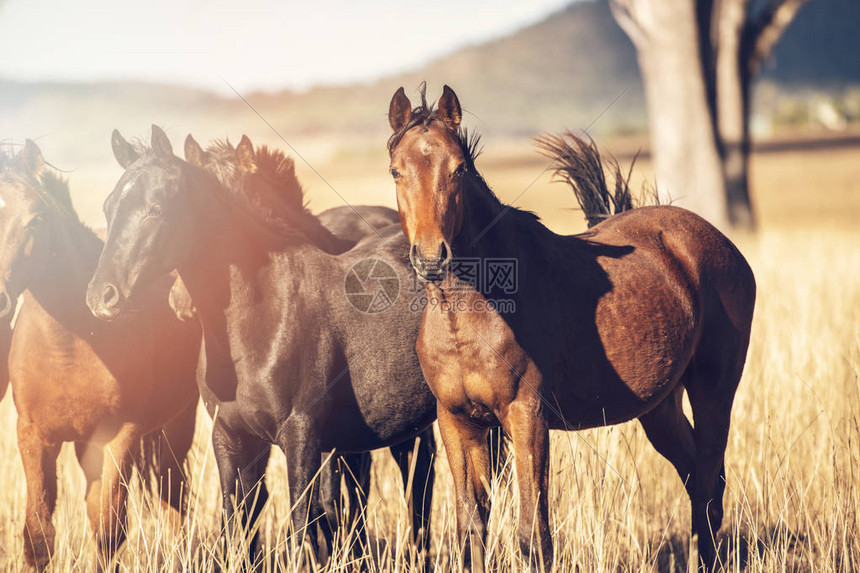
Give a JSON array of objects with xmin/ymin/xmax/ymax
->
[{"xmin": 0, "ymin": 228, "xmax": 857, "ymax": 572}]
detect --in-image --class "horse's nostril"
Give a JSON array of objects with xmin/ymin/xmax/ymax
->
[
  {"xmin": 439, "ymin": 240, "xmax": 452, "ymax": 266},
  {"xmin": 0, "ymin": 292, "xmax": 10, "ymax": 317},
  {"xmin": 102, "ymin": 284, "xmax": 120, "ymax": 308}
]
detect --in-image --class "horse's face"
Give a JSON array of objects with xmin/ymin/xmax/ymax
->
[
  {"xmin": 388, "ymin": 86, "xmax": 466, "ymax": 282},
  {"xmin": 0, "ymin": 141, "xmax": 52, "ymax": 319},
  {"xmin": 87, "ymin": 126, "xmax": 193, "ymax": 321}
]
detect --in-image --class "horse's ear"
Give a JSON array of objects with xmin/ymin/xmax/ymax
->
[
  {"xmin": 235, "ymin": 135, "xmax": 256, "ymax": 172},
  {"xmin": 19, "ymin": 140, "xmax": 45, "ymax": 177},
  {"xmin": 438, "ymin": 85, "xmax": 462, "ymax": 132},
  {"xmin": 151, "ymin": 125, "xmax": 174, "ymax": 158},
  {"xmin": 184, "ymin": 134, "xmax": 206, "ymax": 166},
  {"xmin": 111, "ymin": 129, "xmax": 138, "ymax": 169},
  {"xmin": 389, "ymin": 87, "xmax": 412, "ymax": 132}
]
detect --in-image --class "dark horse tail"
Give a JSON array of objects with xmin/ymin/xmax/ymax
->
[{"xmin": 536, "ymin": 131, "xmax": 651, "ymax": 228}]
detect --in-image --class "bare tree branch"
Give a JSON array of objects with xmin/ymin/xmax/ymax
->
[
  {"xmin": 608, "ymin": 0, "xmax": 651, "ymax": 48},
  {"xmin": 746, "ymin": 0, "xmax": 810, "ymax": 75}
]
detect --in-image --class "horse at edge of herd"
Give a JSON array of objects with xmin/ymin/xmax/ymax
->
[{"xmin": 0, "ymin": 83, "xmax": 755, "ymax": 573}]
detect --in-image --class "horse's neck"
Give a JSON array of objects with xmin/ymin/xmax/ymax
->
[
  {"xmin": 178, "ymin": 178, "xmax": 326, "ymax": 342},
  {"xmin": 25, "ymin": 214, "xmax": 102, "ymax": 325},
  {"xmin": 453, "ymin": 175, "xmax": 518, "ymax": 261}
]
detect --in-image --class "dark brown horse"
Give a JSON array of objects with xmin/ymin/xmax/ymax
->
[
  {"xmin": 183, "ymin": 136, "xmax": 434, "ymax": 560},
  {"xmin": 86, "ymin": 127, "xmax": 439, "ymax": 566},
  {"xmin": 387, "ymin": 86, "xmax": 756, "ymax": 571},
  {"xmin": 0, "ymin": 141, "xmax": 201, "ymax": 570},
  {"xmin": 163, "ymin": 188, "xmax": 414, "ymax": 556}
]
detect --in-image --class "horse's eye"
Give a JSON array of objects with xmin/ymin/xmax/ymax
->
[
  {"xmin": 26, "ymin": 215, "xmax": 44, "ymax": 230},
  {"xmin": 390, "ymin": 168, "xmax": 401, "ymax": 180},
  {"xmin": 146, "ymin": 204, "xmax": 163, "ymax": 218},
  {"xmin": 453, "ymin": 163, "xmax": 467, "ymax": 178}
]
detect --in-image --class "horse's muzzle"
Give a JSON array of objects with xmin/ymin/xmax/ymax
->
[
  {"xmin": 410, "ymin": 241, "xmax": 451, "ymax": 283},
  {"xmin": 86, "ymin": 281, "xmax": 126, "ymax": 321},
  {"xmin": 0, "ymin": 290, "xmax": 14, "ymax": 320}
]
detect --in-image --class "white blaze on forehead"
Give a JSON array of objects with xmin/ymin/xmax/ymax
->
[
  {"xmin": 121, "ymin": 180, "xmax": 135, "ymax": 196},
  {"xmin": 419, "ymin": 141, "xmax": 433, "ymax": 157}
]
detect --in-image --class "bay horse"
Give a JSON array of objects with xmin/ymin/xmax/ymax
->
[
  {"xmin": 318, "ymin": 204, "xmax": 400, "ymax": 243},
  {"xmin": 0, "ymin": 141, "xmax": 201, "ymax": 570},
  {"xmin": 85, "ymin": 126, "xmax": 439, "ymax": 565},
  {"xmin": 386, "ymin": 86, "xmax": 756, "ymax": 571}
]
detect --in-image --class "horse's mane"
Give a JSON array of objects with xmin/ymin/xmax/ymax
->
[
  {"xmin": 0, "ymin": 143, "xmax": 95, "ymax": 235},
  {"xmin": 197, "ymin": 139, "xmax": 348, "ymax": 250}
]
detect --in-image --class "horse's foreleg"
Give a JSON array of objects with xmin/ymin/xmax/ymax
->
[
  {"xmin": 437, "ymin": 406, "xmax": 491, "ymax": 573},
  {"xmin": 212, "ymin": 419, "xmax": 271, "ymax": 568},
  {"xmin": 153, "ymin": 399, "xmax": 198, "ymax": 531},
  {"xmin": 487, "ymin": 426, "xmax": 508, "ymax": 481},
  {"xmin": 87, "ymin": 423, "xmax": 141, "ymax": 571},
  {"xmin": 278, "ymin": 414, "xmax": 330, "ymax": 565},
  {"xmin": 504, "ymin": 398, "xmax": 552, "ymax": 572},
  {"xmin": 18, "ymin": 417, "xmax": 61, "ymax": 571},
  {"xmin": 320, "ymin": 452, "xmax": 371, "ymax": 555},
  {"xmin": 0, "ymin": 320, "xmax": 10, "ymax": 401},
  {"xmin": 391, "ymin": 428, "xmax": 437, "ymax": 556}
]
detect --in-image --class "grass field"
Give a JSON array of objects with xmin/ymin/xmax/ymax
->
[{"xmin": 0, "ymin": 135, "xmax": 858, "ymax": 571}]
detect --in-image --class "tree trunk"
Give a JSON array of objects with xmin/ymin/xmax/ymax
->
[
  {"xmin": 614, "ymin": 0, "xmax": 731, "ymax": 231},
  {"xmin": 715, "ymin": 0, "xmax": 756, "ymax": 230}
]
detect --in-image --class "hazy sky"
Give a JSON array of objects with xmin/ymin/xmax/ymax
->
[{"xmin": 0, "ymin": 0, "xmax": 571, "ymax": 93}]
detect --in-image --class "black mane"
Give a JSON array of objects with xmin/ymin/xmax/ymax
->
[{"xmin": 0, "ymin": 143, "xmax": 93, "ymax": 231}]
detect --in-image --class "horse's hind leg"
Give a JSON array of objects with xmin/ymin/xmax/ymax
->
[
  {"xmin": 18, "ymin": 417, "xmax": 61, "ymax": 571},
  {"xmin": 685, "ymin": 337, "xmax": 748, "ymax": 571},
  {"xmin": 638, "ymin": 385, "xmax": 696, "ymax": 495},
  {"xmin": 391, "ymin": 428, "xmax": 436, "ymax": 556},
  {"xmin": 85, "ymin": 423, "xmax": 142, "ymax": 571}
]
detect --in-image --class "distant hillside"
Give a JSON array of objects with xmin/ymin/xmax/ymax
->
[
  {"xmin": 765, "ymin": 0, "xmax": 860, "ymax": 87},
  {"xmin": 1, "ymin": 0, "xmax": 858, "ymax": 152},
  {"xmin": 249, "ymin": 0, "xmax": 644, "ymax": 137}
]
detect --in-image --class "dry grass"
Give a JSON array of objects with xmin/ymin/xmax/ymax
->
[{"xmin": 0, "ymin": 141, "xmax": 858, "ymax": 572}]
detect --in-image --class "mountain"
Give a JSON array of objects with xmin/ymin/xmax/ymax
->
[
  {"xmin": 249, "ymin": 0, "xmax": 645, "ymax": 137},
  {"xmin": 765, "ymin": 0, "xmax": 860, "ymax": 87},
  {"xmin": 2, "ymin": 0, "xmax": 858, "ymax": 151}
]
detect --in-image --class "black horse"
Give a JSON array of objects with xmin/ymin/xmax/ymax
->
[
  {"xmin": 317, "ymin": 204, "xmax": 399, "ymax": 243},
  {"xmin": 86, "ymin": 126, "xmax": 439, "ymax": 565}
]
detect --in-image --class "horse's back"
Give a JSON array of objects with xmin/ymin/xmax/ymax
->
[{"xmin": 593, "ymin": 205, "xmax": 756, "ymax": 330}]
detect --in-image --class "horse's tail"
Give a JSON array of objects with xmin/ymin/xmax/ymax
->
[{"xmin": 535, "ymin": 131, "xmax": 648, "ymax": 228}]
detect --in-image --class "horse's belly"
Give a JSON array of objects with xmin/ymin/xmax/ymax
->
[
  {"xmin": 548, "ymin": 281, "xmax": 698, "ymax": 429},
  {"xmin": 13, "ymin": 365, "xmax": 123, "ymax": 443},
  {"xmin": 321, "ymin": 373, "xmax": 437, "ymax": 452}
]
